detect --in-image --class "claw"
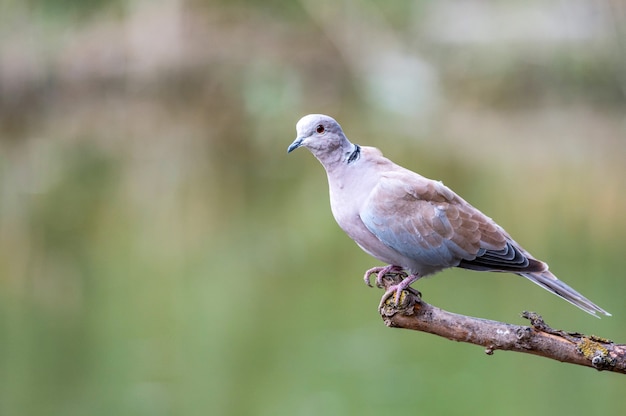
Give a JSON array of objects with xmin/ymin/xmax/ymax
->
[
  {"xmin": 377, "ymin": 274, "xmax": 421, "ymax": 312},
  {"xmin": 363, "ymin": 265, "xmax": 404, "ymax": 288}
]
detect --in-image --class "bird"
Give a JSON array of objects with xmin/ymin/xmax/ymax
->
[{"xmin": 287, "ymin": 114, "xmax": 610, "ymax": 317}]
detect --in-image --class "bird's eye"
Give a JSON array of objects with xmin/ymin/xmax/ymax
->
[{"xmin": 316, "ymin": 125, "xmax": 325, "ymax": 134}]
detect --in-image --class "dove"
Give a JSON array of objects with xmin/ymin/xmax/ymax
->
[{"xmin": 287, "ymin": 114, "xmax": 610, "ymax": 317}]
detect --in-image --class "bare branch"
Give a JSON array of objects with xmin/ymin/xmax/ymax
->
[{"xmin": 377, "ymin": 274, "xmax": 626, "ymax": 374}]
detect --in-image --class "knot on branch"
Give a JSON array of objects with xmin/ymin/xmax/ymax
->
[{"xmin": 378, "ymin": 273, "xmax": 421, "ymax": 318}]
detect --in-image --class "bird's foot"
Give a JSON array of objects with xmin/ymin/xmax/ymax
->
[
  {"xmin": 363, "ymin": 265, "xmax": 404, "ymax": 288},
  {"xmin": 377, "ymin": 274, "xmax": 421, "ymax": 312}
]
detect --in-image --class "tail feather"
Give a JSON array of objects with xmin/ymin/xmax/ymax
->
[{"xmin": 519, "ymin": 271, "xmax": 611, "ymax": 318}]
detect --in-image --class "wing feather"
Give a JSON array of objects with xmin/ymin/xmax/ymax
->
[{"xmin": 360, "ymin": 171, "xmax": 545, "ymax": 273}]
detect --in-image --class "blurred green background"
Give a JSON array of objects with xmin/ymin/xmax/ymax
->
[{"xmin": 1, "ymin": 0, "xmax": 625, "ymax": 415}]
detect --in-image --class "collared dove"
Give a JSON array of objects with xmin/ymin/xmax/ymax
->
[{"xmin": 288, "ymin": 114, "xmax": 610, "ymax": 317}]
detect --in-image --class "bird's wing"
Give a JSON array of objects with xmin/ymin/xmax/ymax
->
[{"xmin": 359, "ymin": 170, "xmax": 545, "ymax": 272}]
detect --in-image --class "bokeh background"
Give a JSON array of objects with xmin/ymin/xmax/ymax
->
[{"xmin": 1, "ymin": 0, "xmax": 626, "ymax": 414}]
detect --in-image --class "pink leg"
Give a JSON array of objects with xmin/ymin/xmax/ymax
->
[
  {"xmin": 378, "ymin": 273, "xmax": 421, "ymax": 311},
  {"xmin": 363, "ymin": 265, "xmax": 404, "ymax": 288}
]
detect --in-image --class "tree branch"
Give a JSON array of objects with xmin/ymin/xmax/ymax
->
[{"xmin": 377, "ymin": 274, "xmax": 626, "ymax": 374}]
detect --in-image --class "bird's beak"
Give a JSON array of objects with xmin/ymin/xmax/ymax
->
[{"xmin": 287, "ymin": 137, "xmax": 303, "ymax": 153}]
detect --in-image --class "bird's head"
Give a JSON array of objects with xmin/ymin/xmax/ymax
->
[{"xmin": 288, "ymin": 114, "xmax": 357, "ymax": 166}]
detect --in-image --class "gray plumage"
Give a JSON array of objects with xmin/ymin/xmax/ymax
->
[{"xmin": 288, "ymin": 114, "xmax": 610, "ymax": 317}]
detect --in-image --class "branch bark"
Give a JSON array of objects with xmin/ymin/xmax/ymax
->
[{"xmin": 377, "ymin": 274, "xmax": 626, "ymax": 374}]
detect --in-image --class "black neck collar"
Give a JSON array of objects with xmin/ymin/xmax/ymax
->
[{"xmin": 347, "ymin": 144, "xmax": 361, "ymax": 164}]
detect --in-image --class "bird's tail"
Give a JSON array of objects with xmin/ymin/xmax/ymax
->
[{"xmin": 518, "ymin": 270, "xmax": 611, "ymax": 318}]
